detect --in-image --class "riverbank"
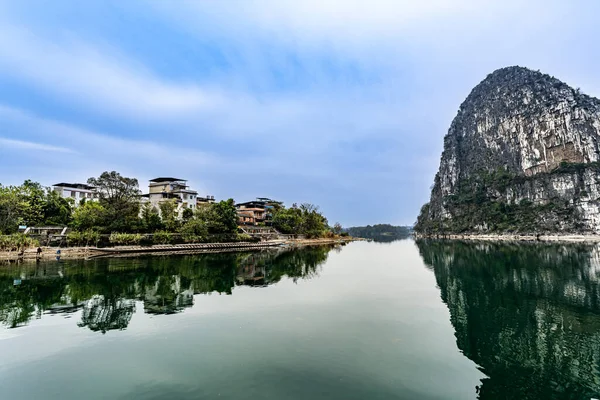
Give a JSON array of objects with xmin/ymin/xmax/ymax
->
[
  {"xmin": 414, "ymin": 233, "xmax": 600, "ymax": 243},
  {"xmin": 0, "ymin": 237, "xmax": 358, "ymax": 262}
]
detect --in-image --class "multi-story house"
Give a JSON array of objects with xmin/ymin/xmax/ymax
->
[
  {"xmin": 196, "ymin": 195, "xmax": 216, "ymax": 207},
  {"xmin": 144, "ymin": 177, "xmax": 198, "ymax": 216},
  {"xmin": 52, "ymin": 183, "xmax": 98, "ymax": 206},
  {"xmin": 236, "ymin": 198, "xmax": 282, "ymax": 226}
]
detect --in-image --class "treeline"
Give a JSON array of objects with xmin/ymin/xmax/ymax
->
[
  {"xmin": 271, "ymin": 203, "xmax": 341, "ymax": 238},
  {"xmin": 0, "ymin": 172, "xmax": 240, "ymax": 244},
  {"xmin": 0, "ymin": 171, "xmax": 341, "ymax": 247},
  {"xmin": 345, "ymin": 224, "xmax": 411, "ymax": 241}
]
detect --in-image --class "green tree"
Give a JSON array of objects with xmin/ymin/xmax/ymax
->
[
  {"xmin": 180, "ymin": 219, "xmax": 208, "ymax": 242},
  {"xmin": 333, "ymin": 222, "xmax": 343, "ymax": 235},
  {"xmin": 140, "ymin": 202, "xmax": 163, "ymax": 232},
  {"xmin": 197, "ymin": 199, "xmax": 237, "ymax": 235},
  {"xmin": 43, "ymin": 189, "xmax": 73, "ymax": 225},
  {"xmin": 87, "ymin": 171, "xmax": 141, "ymax": 232},
  {"xmin": 182, "ymin": 207, "xmax": 194, "ymax": 222},
  {"xmin": 17, "ymin": 180, "xmax": 46, "ymax": 227},
  {"xmin": 0, "ymin": 186, "xmax": 22, "ymax": 234},
  {"xmin": 272, "ymin": 207, "xmax": 303, "ymax": 234},
  {"xmin": 72, "ymin": 202, "xmax": 106, "ymax": 231},
  {"xmin": 299, "ymin": 203, "xmax": 327, "ymax": 238},
  {"xmin": 159, "ymin": 199, "xmax": 179, "ymax": 232}
]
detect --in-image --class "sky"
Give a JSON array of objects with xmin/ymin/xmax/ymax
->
[{"xmin": 0, "ymin": 1, "xmax": 599, "ymax": 227}]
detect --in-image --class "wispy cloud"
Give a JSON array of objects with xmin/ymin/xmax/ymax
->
[
  {"xmin": 0, "ymin": 25, "xmax": 224, "ymax": 120},
  {"xmin": 0, "ymin": 137, "xmax": 74, "ymax": 153}
]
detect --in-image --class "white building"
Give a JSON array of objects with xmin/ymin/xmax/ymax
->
[
  {"xmin": 52, "ymin": 183, "xmax": 98, "ymax": 206},
  {"xmin": 143, "ymin": 177, "xmax": 198, "ymax": 216}
]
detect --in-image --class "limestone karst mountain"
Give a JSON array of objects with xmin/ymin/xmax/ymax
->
[{"xmin": 416, "ymin": 66, "xmax": 600, "ymax": 234}]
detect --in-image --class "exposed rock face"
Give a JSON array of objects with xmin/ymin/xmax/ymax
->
[{"xmin": 416, "ymin": 66, "xmax": 600, "ymax": 234}]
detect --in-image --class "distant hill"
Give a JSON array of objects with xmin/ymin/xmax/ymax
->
[{"xmin": 346, "ymin": 224, "xmax": 412, "ymax": 242}]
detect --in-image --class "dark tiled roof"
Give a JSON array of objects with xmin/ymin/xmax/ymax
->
[
  {"xmin": 149, "ymin": 177, "xmax": 186, "ymax": 183},
  {"xmin": 53, "ymin": 183, "xmax": 96, "ymax": 190}
]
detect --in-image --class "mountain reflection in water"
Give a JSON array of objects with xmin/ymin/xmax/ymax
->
[
  {"xmin": 0, "ymin": 245, "xmax": 337, "ymax": 333},
  {"xmin": 416, "ymin": 239, "xmax": 600, "ymax": 400}
]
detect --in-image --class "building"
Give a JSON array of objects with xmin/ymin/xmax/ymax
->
[
  {"xmin": 235, "ymin": 198, "xmax": 282, "ymax": 226},
  {"xmin": 52, "ymin": 183, "xmax": 98, "ymax": 206},
  {"xmin": 143, "ymin": 177, "xmax": 198, "ymax": 216},
  {"xmin": 237, "ymin": 210, "xmax": 256, "ymax": 225},
  {"xmin": 196, "ymin": 195, "xmax": 216, "ymax": 207}
]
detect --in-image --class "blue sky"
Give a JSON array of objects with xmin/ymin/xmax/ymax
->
[{"xmin": 0, "ymin": 1, "xmax": 599, "ymax": 226}]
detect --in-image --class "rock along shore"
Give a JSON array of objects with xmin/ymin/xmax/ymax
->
[
  {"xmin": 413, "ymin": 233, "xmax": 600, "ymax": 243},
  {"xmin": 0, "ymin": 237, "xmax": 358, "ymax": 263}
]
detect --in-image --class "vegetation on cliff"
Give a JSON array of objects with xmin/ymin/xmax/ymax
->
[
  {"xmin": 415, "ymin": 165, "xmax": 591, "ymax": 234},
  {"xmin": 415, "ymin": 66, "xmax": 600, "ymax": 235}
]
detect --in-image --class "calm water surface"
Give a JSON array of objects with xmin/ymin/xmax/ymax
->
[{"xmin": 1, "ymin": 240, "xmax": 599, "ymax": 399}]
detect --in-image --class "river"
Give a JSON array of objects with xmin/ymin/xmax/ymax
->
[{"xmin": 0, "ymin": 240, "xmax": 599, "ymax": 399}]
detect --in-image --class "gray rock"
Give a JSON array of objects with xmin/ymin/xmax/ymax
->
[{"xmin": 416, "ymin": 66, "xmax": 600, "ymax": 234}]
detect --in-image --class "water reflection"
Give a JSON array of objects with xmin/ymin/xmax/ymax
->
[
  {"xmin": 416, "ymin": 239, "xmax": 600, "ymax": 399},
  {"xmin": 0, "ymin": 245, "xmax": 335, "ymax": 333}
]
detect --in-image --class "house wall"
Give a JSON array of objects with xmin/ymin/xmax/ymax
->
[{"xmin": 54, "ymin": 187, "xmax": 97, "ymax": 207}]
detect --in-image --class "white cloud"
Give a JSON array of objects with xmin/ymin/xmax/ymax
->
[
  {"xmin": 0, "ymin": 26, "xmax": 224, "ymax": 119},
  {"xmin": 0, "ymin": 105, "xmax": 222, "ymax": 190},
  {"xmin": 0, "ymin": 137, "xmax": 74, "ymax": 153}
]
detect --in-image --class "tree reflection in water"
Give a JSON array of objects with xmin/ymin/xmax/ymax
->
[
  {"xmin": 0, "ymin": 245, "xmax": 335, "ymax": 333},
  {"xmin": 416, "ymin": 239, "xmax": 600, "ymax": 400}
]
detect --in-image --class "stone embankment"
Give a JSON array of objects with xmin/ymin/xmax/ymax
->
[{"xmin": 0, "ymin": 237, "xmax": 357, "ymax": 263}]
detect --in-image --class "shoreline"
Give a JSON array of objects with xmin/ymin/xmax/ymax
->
[
  {"xmin": 0, "ymin": 237, "xmax": 358, "ymax": 263},
  {"xmin": 413, "ymin": 233, "xmax": 600, "ymax": 243}
]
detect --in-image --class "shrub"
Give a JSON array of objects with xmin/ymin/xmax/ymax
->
[
  {"xmin": 152, "ymin": 230, "xmax": 173, "ymax": 245},
  {"xmin": 236, "ymin": 233, "xmax": 259, "ymax": 243},
  {"xmin": 180, "ymin": 219, "xmax": 208, "ymax": 243},
  {"xmin": 0, "ymin": 234, "xmax": 39, "ymax": 251},
  {"xmin": 67, "ymin": 230, "xmax": 100, "ymax": 246},
  {"xmin": 109, "ymin": 232, "xmax": 143, "ymax": 246}
]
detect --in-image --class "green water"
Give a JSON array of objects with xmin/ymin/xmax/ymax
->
[{"xmin": 0, "ymin": 240, "xmax": 599, "ymax": 399}]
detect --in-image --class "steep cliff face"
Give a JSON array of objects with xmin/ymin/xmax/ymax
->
[{"xmin": 416, "ymin": 66, "xmax": 600, "ymax": 234}]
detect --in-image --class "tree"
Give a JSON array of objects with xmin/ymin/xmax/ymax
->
[
  {"xmin": 180, "ymin": 219, "xmax": 208, "ymax": 242},
  {"xmin": 18, "ymin": 180, "xmax": 46, "ymax": 227},
  {"xmin": 72, "ymin": 202, "xmax": 106, "ymax": 231},
  {"xmin": 272, "ymin": 207, "xmax": 303, "ymax": 234},
  {"xmin": 0, "ymin": 186, "xmax": 22, "ymax": 234},
  {"xmin": 197, "ymin": 199, "xmax": 238, "ymax": 235},
  {"xmin": 272, "ymin": 203, "xmax": 327, "ymax": 237},
  {"xmin": 333, "ymin": 222, "xmax": 343, "ymax": 235},
  {"xmin": 158, "ymin": 199, "xmax": 179, "ymax": 232},
  {"xmin": 212, "ymin": 199, "xmax": 238, "ymax": 234},
  {"xmin": 182, "ymin": 207, "xmax": 194, "ymax": 222},
  {"xmin": 43, "ymin": 189, "xmax": 72, "ymax": 226},
  {"xmin": 140, "ymin": 202, "xmax": 163, "ymax": 232},
  {"xmin": 299, "ymin": 203, "xmax": 327, "ymax": 238},
  {"xmin": 87, "ymin": 171, "xmax": 140, "ymax": 203},
  {"xmin": 87, "ymin": 171, "xmax": 141, "ymax": 232}
]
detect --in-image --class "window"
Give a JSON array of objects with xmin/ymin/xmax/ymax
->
[{"xmin": 71, "ymin": 191, "xmax": 76, "ymax": 198}]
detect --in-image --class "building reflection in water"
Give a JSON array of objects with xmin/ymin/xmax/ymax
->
[
  {"xmin": 0, "ymin": 245, "xmax": 337, "ymax": 333},
  {"xmin": 416, "ymin": 239, "xmax": 600, "ymax": 399}
]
